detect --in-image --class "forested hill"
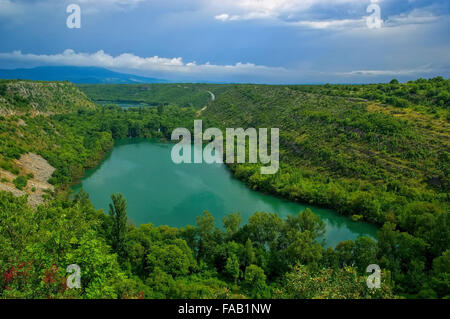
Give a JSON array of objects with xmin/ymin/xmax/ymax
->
[
  {"xmin": 291, "ymin": 77, "xmax": 450, "ymax": 111},
  {"xmin": 201, "ymin": 79, "xmax": 449, "ymax": 262},
  {"xmin": 78, "ymin": 83, "xmax": 215, "ymax": 109},
  {"xmin": 0, "ymin": 78, "xmax": 448, "ymax": 299},
  {"xmin": 0, "ymin": 79, "xmax": 96, "ymax": 115}
]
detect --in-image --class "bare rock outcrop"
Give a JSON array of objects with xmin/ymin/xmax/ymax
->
[{"xmin": 0, "ymin": 153, "xmax": 55, "ymax": 207}]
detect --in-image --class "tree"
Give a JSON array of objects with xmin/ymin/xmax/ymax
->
[
  {"xmin": 335, "ymin": 240, "xmax": 355, "ymax": 267},
  {"xmin": 64, "ymin": 230, "xmax": 126, "ymax": 299},
  {"xmin": 109, "ymin": 193, "xmax": 128, "ymax": 258},
  {"xmin": 429, "ymin": 250, "xmax": 450, "ymax": 298},
  {"xmin": 377, "ymin": 223, "xmax": 427, "ymax": 294},
  {"xmin": 276, "ymin": 264, "xmax": 395, "ymax": 299},
  {"xmin": 243, "ymin": 238, "xmax": 256, "ymax": 267},
  {"xmin": 390, "ymin": 79, "xmax": 399, "ymax": 85},
  {"xmin": 285, "ymin": 209, "xmax": 325, "ymax": 241},
  {"xmin": 157, "ymin": 104, "xmax": 164, "ymax": 115},
  {"xmin": 285, "ymin": 231, "xmax": 323, "ymax": 266},
  {"xmin": 243, "ymin": 265, "xmax": 269, "ymax": 298},
  {"xmin": 73, "ymin": 188, "xmax": 90, "ymax": 206},
  {"xmin": 196, "ymin": 211, "xmax": 215, "ymax": 241},
  {"xmin": 248, "ymin": 212, "xmax": 282, "ymax": 248},
  {"xmin": 146, "ymin": 239, "xmax": 196, "ymax": 277},
  {"xmin": 224, "ymin": 254, "xmax": 240, "ymax": 284},
  {"xmin": 196, "ymin": 211, "xmax": 219, "ymax": 261},
  {"xmin": 353, "ymin": 236, "xmax": 378, "ymax": 273},
  {"xmin": 223, "ymin": 212, "xmax": 242, "ymax": 239},
  {"xmin": 428, "ymin": 211, "xmax": 450, "ymax": 259}
]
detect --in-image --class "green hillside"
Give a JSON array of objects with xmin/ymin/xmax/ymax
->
[
  {"xmin": 0, "ymin": 80, "xmax": 96, "ymax": 114},
  {"xmin": 78, "ymin": 83, "xmax": 214, "ymax": 109},
  {"xmin": 201, "ymin": 80, "xmax": 449, "ymax": 228},
  {"xmin": 292, "ymin": 77, "xmax": 450, "ymax": 111},
  {"xmin": 0, "ymin": 79, "xmax": 448, "ymax": 299}
]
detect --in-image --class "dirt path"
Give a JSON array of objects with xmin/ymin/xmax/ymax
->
[{"xmin": 196, "ymin": 90, "xmax": 215, "ymax": 116}]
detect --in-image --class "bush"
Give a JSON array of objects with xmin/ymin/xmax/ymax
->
[{"xmin": 13, "ymin": 175, "xmax": 28, "ymax": 190}]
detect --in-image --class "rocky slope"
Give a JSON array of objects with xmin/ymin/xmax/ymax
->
[{"xmin": 0, "ymin": 79, "xmax": 97, "ymax": 115}]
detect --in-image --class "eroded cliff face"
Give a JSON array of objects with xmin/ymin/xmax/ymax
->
[{"xmin": 0, "ymin": 152, "xmax": 55, "ymax": 207}]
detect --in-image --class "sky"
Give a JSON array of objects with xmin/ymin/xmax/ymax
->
[{"xmin": 0, "ymin": 0, "xmax": 449, "ymax": 83}]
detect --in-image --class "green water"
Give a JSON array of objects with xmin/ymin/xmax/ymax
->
[
  {"xmin": 96, "ymin": 100, "xmax": 151, "ymax": 108},
  {"xmin": 73, "ymin": 138, "xmax": 377, "ymax": 247}
]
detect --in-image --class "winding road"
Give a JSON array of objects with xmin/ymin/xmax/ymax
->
[{"xmin": 196, "ymin": 90, "xmax": 215, "ymax": 116}]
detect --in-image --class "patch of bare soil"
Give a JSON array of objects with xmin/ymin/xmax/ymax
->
[{"xmin": 0, "ymin": 153, "xmax": 55, "ymax": 207}]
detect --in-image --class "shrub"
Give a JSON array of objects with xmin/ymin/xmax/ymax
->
[{"xmin": 13, "ymin": 175, "xmax": 28, "ymax": 190}]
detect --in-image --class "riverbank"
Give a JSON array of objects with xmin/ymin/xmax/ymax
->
[{"xmin": 72, "ymin": 138, "xmax": 377, "ymax": 247}]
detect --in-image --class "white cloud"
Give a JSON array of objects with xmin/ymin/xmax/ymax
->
[
  {"xmin": 212, "ymin": 1, "xmax": 444, "ymax": 31},
  {"xmin": 211, "ymin": 0, "xmax": 361, "ymax": 22},
  {"xmin": 211, "ymin": 0, "xmax": 359, "ymax": 16},
  {"xmin": 214, "ymin": 14, "xmax": 230, "ymax": 22},
  {"xmin": 289, "ymin": 18, "xmax": 365, "ymax": 29},
  {"xmin": 384, "ymin": 10, "xmax": 440, "ymax": 27},
  {"xmin": 0, "ymin": 49, "xmax": 445, "ymax": 83},
  {"xmin": 337, "ymin": 65, "xmax": 436, "ymax": 77},
  {"xmin": 0, "ymin": 49, "xmax": 287, "ymax": 78},
  {"xmin": 2, "ymin": 0, "xmax": 445, "ymax": 31},
  {"xmin": 214, "ymin": 11, "xmax": 272, "ymax": 21}
]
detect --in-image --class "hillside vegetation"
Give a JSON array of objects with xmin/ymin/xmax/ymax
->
[
  {"xmin": 78, "ymin": 83, "xmax": 214, "ymax": 109},
  {"xmin": 0, "ymin": 78, "xmax": 448, "ymax": 299},
  {"xmin": 293, "ymin": 77, "xmax": 449, "ymax": 111},
  {"xmin": 0, "ymin": 80, "xmax": 96, "ymax": 114},
  {"xmin": 0, "ymin": 82, "xmax": 197, "ymax": 190},
  {"xmin": 202, "ymin": 80, "xmax": 449, "ymax": 227}
]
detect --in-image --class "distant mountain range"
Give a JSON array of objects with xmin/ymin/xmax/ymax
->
[{"xmin": 0, "ymin": 66, "xmax": 168, "ymax": 84}]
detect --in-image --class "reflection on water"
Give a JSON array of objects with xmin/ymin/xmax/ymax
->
[{"xmin": 73, "ymin": 138, "xmax": 377, "ymax": 247}]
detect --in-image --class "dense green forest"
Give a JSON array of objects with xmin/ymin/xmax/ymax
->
[
  {"xmin": 78, "ymin": 83, "xmax": 216, "ymax": 109},
  {"xmin": 0, "ymin": 78, "xmax": 448, "ymax": 299}
]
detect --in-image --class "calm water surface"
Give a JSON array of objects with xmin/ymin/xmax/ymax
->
[{"xmin": 73, "ymin": 139, "xmax": 377, "ymax": 247}]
